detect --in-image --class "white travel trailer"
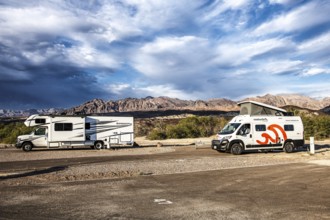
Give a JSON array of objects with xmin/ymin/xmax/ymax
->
[
  {"xmin": 212, "ymin": 101, "xmax": 304, "ymax": 155},
  {"xmin": 16, "ymin": 114, "xmax": 134, "ymax": 151}
]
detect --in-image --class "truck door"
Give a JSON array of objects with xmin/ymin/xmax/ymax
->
[
  {"xmin": 236, "ymin": 123, "xmax": 253, "ymax": 149},
  {"xmin": 31, "ymin": 127, "xmax": 48, "ymax": 147}
]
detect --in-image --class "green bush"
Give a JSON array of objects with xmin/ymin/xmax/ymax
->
[
  {"xmin": 0, "ymin": 122, "xmax": 34, "ymax": 144},
  {"xmin": 301, "ymin": 114, "xmax": 330, "ymax": 140},
  {"xmin": 147, "ymin": 116, "xmax": 229, "ymax": 140}
]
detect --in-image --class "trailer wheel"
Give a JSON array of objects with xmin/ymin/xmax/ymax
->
[
  {"xmin": 231, "ymin": 143, "xmax": 243, "ymax": 155},
  {"xmin": 284, "ymin": 142, "xmax": 294, "ymax": 153},
  {"xmin": 22, "ymin": 142, "xmax": 33, "ymax": 152},
  {"xmin": 94, "ymin": 141, "xmax": 104, "ymax": 150}
]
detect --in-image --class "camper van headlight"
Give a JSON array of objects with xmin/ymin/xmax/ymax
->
[{"xmin": 223, "ymin": 136, "xmax": 232, "ymax": 140}]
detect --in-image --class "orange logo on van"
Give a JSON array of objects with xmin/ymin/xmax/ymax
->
[{"xmin": 256, "ymin": 124, "xmax": 287, "ymax": 145}]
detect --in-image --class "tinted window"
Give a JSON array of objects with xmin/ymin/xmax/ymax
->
[
  {"xmin": 284, "ymin": 125, "xmax": 294, "ymax": 131},
  {"xmin": 35, "ymin": 118, "xmax": 46, "ymax": 124},
  {"xmin": 255, "ymin": 125, "xmax": 266, "ymax": 132},
  {"xmin": 55, "ymin": 123, "xmax": 73, "ymax": 131},
  {"xmin": 85, "ymin": 123, "xmax": 91, "ymax": 129}
]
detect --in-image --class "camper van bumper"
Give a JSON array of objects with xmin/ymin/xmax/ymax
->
[
  {"xmin": 212, "ymin": 139, "xmax": 229, "ymax": 151},
  {"xmin": 15, "ymin": 138, "xmax": 24, "ymax": 148}
]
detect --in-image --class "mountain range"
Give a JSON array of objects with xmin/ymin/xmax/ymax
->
[{"xmin": 1, "ymin": 94, "xmax": 330, "ymax": 117}]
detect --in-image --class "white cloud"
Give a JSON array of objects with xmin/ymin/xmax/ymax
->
[
  {"xmin": 257, "ymin": 60, "xmax": 303, "ymax": 75},
  {"xmin": 254, "ymin": 1, "xmax": 330, "ymax": 35},
  {"xmin": 66, "ymin": 45, "xmax": 119, "ymax": 69},
  {"xmin": 132, "ymin": 36, "xmax": 214, "ymax": 81},
  {"xmin": 203, "ymin": 0, "xmax": 250, "ymax": 21},
  {"xmin": 301, "ymin": 67, "xmax": 330, "ymax": 76},
  {"xmin": 106, "ymin": 83, "xmax": 196, "ymax": 100},
  {"xmin": 298, "ymin": 31, "xmax": 330, "ymax": 54},
  {"xmin": 0, "ymin": 6, "xmax": 78, "ymax": 37},
  {"xmin": 214, "ymin": 37, "xmax": 293, "ymax": 66}
]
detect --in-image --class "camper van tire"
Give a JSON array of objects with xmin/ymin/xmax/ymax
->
[
  {"xmin": 94, "ymin": 141, "xmax": 104, "ymax": 150},
  {"xmin": 230, "ymin": 143, "xmax": 243, "ymax": 155},
  {"xmin": 22, "ymin": 142, "xmax": 33, "ymax": 152},
  {"xmin": 283, "ymin": 142, "xmax": 294, "ymax": 153}
]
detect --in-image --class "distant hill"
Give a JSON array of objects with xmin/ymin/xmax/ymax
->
[{"xmin": 1, "ymin": 94, "xmax": 330, "ymax": 117}]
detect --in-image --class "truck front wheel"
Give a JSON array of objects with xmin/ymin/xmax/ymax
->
[
  {"xmin": 231, "ymin": 143, "xmax": 243, "ymax": 155},
  {"xmin": 22, "ymin": 142, "xmax": 33, "ymax": 152},
  {"xmin": 284, "ymin": 142, "xmax": 294, "ymax": 153},
  {"xmin": 94, "ymin": 141, "xmax": 104, "ymax": 150}
]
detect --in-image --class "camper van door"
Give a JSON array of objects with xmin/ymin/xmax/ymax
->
[{"xmin": 236, "ymin": 123, "xmax": 253, "ymax": 148}]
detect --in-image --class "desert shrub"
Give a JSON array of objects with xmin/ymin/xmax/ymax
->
[
  {"xmin": 147, "ymin": 129, "xmax": 167, "ymax": 140},
  {"xmin": 0, "ymin": 122, "xmax": 34, "ymax": 144},
  {"xmin": 147, "ymin": 116, "xmax": 230, "ymax": 140},
  {"xmin": 300, "ymin": 113, "xmax": 330, "ymax": 140}
]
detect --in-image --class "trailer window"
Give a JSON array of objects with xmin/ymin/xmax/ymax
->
[
  {"xmin": 255, "ymin": 125, "xmax": 266, "ymax": 131},
  {"xmin": 35, "ymin": 118, "xmax": 46, "ymax": 124},
  {"xmin": 55, "ymin": 123, "xmax": 73, "ymax": 131},
  {"xmin": 284, "ymin": 125, "xmax": 294, "ymax": 131}
]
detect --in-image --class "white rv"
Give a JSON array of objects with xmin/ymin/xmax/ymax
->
[
  {"xmin": 212, "ymin": 101, "xmax": 304, "ymax": 155},
  {"xmin": 16, "ymin": 114, "xmax": 134, "ymax": 151}
]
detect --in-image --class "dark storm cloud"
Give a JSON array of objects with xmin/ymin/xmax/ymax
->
[{"xmin": 0, "ymin": 62, "xmax": 110, "ymax": 109}]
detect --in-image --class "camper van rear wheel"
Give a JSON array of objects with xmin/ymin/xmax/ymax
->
[
  {"xmin": 22, "ymin": 142, "xmax": 33, "ymax": 152},
  {"xmin": 94, "ymin": 141, "xmax": 104, "ymax": 150},
  {"xmin": 231, "ymin": 143, "xmax": 243, "ymax": 155},
  {"xmin": 284, "ymin": 142, "xmax": 294, "ymax": 153}
]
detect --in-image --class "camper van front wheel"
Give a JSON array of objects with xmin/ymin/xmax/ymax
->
[
  {"xmin": 94, "ymin": 141, "xmax": 104, "ymax": 150},
  {"xmin": 284, "ymin": 142, "xmax": 294, "ymax": 153},
  {"xmin": 22, "ymin": 142, "xmax": 33, "ymax": 152},
  {"xmin": 231, "ymin": 143, "xmax": 243, "ymax": 155}
]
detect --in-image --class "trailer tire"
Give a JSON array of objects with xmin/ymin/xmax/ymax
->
[
  {"xmin": 94, "ymin": 141, "xmax": 104, "ymax": 150},
  {"xmin": 284, "ymin": 142, "xmax": 294, "ymax": 153},
  {"xmin": 231, "ymin": 143, "xmax": 243, "ymax": 155},
  {"xmin": 22, "ymin": 142, "xmax": 33, "ymax": 152}
]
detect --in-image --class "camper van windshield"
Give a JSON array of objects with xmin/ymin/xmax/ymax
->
[{"xmin": 219, "ymin": 123, "xmax": 241, "ymax": 135}]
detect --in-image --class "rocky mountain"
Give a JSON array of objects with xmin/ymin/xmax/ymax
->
[
  {"xmin": 64, "ymin": 96, "xmax": 239, "ymax": 115},
  {"xmin": 243, "ymin": 94, "xmax": 330, "ymax": 110},
  {"xmin": 0, "ymin": 108, "xmax": 62, "ymax": 118},
  {"xmin": 1, "ymin": 94, "xmax": 330, "ymax": 117}
]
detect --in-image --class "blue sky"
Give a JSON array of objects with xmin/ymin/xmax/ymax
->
[{"xmin": 0, "ymin": 0, "xmax": 329, "ymax": 109}]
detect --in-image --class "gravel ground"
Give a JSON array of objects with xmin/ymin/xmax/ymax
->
[{"xmin": 1, "ymin": 144, "xmax": 330, "ymax": 186}]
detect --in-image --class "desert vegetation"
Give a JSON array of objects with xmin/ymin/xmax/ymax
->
[
  {"xmin": 0, "ymin": 114, "xmax": 330, "ymax": 144},
  {"xmin": 0, "ymin": 122, "xmax": 34, "ymax": 144}
]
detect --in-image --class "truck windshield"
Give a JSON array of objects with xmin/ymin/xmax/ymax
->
[{"xmin": 219, "ymin": 123, "xmax": 241, "ymax": 135}]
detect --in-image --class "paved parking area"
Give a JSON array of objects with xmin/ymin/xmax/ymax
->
[{"xmin": 0, "ymin": 152, "xmax": 329, "ymax": 219}]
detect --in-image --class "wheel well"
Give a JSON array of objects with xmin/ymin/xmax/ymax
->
[
  {"xmin": 22, "ymin": 141, "xmax": 33, "ymax": 147},
  {"xmin": 284, "ymin": 139, "xmax": 294, "ymax": 147},
  {"xmin": 94, "ymin": 140, "xmax": 104, "ymax": 145},
  {"xmin": 229, "ymin": 140, "xmax": 244, "ymax": 149}
]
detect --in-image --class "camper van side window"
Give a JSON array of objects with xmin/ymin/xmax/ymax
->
[
  {"xmin": 55, "ymin": 123, "xmax": 73, "ymax": 131},
  {"xmin": 284, "ymin": 125, "xmax": 294, "ymax": 131},
  {"xmin": 35, "ymin": 119, "xmax": 46, "ymax": 124},
  {"xmin": 255, "ymin": 125, "xmax": 266, "ymax": 132}
]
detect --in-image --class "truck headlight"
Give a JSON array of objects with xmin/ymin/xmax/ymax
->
[{"xmin": 223, "ymin": 136, "xmax": 232, "ymax": 140}]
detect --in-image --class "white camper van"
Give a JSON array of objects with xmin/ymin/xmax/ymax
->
[
  {"xmin": 212, "ymin": 101, "xmax": 304, "ymax": 155},
  {"xmin": 16, "ymin": 114, "xmax": 134, "ymax": 152}
]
